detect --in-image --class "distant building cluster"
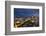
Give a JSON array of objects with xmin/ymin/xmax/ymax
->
[{"xmin": 14, "ymin": 16, "xmax": 39, "ymax": 28}]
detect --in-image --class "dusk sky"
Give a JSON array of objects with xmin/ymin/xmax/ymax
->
[{"xmin": 14, "ymin": 8, "xmax": 39, "ymax": 17}]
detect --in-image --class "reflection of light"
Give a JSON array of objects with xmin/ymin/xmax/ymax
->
[
  {"xmin": 32, "ymin": 20, "xmax": 34, "ymax": 23},
  {"xmin": 16, "ymin": 21, "xmax": 20, "ymax": 23}
]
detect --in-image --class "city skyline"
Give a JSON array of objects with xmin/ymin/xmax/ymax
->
[{"xmin": 14, "ymin": 8, "xmax": 39, "ymax": 28}]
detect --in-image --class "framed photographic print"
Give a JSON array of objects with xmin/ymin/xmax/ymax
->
[{"xmin": 5, "ymin": 1, "xmax": 45, "ymax": 35}]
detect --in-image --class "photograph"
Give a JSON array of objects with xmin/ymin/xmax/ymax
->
[
  {"xmin": 14, "ymin": 8, "xmax": 39, "ymax": 28},
  {"xmin": 5, "ymin": 1, "xmax": 45, "ymax": 35}
]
